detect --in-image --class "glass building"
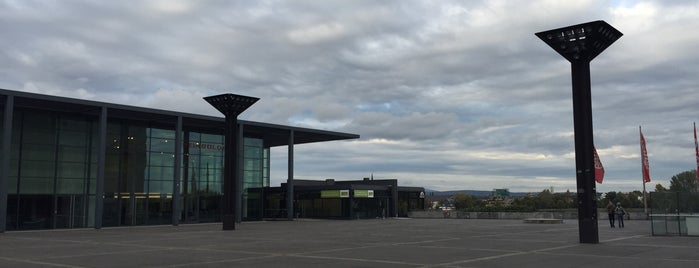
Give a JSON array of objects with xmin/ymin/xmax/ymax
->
[{"xmin": 0, "ymin": 89, "xmax": 358, "ymax": 231}]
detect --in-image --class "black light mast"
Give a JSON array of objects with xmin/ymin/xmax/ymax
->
[
  {"xmin": 204, "ymin": 93, "xmax": 259, "ymax": 230},
  {"xmin": 536, "ymin": 20, "xmax": 622, "ymax": 243}
]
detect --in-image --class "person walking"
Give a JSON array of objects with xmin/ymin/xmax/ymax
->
[
  {"xmin": 606, "ymin": 201, "xmax": 616, "ymax": 228},
  {"xmin": 615, "ymin": 202, "xmax": 626, "ymax": 228}
]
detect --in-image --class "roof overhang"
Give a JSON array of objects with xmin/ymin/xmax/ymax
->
[{"xmin": 1, "ymin": 88, "xmax": 359, "ymax": 147}]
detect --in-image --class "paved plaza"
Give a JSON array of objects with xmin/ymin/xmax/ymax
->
[{"xmin": 1, "ymin": 218, "xmax": 697, "ymax": 267}]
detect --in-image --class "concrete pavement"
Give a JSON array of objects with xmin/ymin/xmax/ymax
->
[{"xmin": 1, "ymin": 218, "xmax": 697, "ymax": 267}]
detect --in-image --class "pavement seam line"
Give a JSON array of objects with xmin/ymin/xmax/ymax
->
[
  {"xmin": 392, "ymin": 237, "xmax": 461, "ymax": 245},
  {"xmin": 534, "ymin": 250, "xmax": 699, "ymax": 263},
  {"xmin": 435, "ymin": 240, "xmax": 581, "ymax": 266},
  {"xmin": 156, "ymin": 254, "xmax": 282, "ymax": 267},
  {"xmin": 285, "ymin": 253, "xmax": 423, "ymax": 266},
  {"xmin": 6, "ymin": 236, "xmax": 273, "ymax": 259},
  {"xmin": 434, "ymin": 251, "xmax": 529, "ymax": 267},
  {"xmin": 0, "ymin": 256, "xmax": 89, "ymax": 268},
  {"xmin": 599, "ymin": 234, "xmax": 646, "ymax": 243}
]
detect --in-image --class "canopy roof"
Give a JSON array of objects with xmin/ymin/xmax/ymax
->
[{"xmin": 1, "ymin": 88, "xmax": 359, "ymax": 147}]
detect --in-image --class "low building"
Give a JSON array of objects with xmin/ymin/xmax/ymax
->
[{"xmin": 264, "ymin": 178, "xmax": 425, "ymax": 219}]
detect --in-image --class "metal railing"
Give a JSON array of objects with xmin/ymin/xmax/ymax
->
[{"xmin": 650, "ymin": 192, "xmax": 699, "ymax": 236}]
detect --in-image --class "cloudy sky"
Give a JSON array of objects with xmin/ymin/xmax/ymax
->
[{"xmin": 2, "ymin": 0, "xmax": 698, "ymax": 193}]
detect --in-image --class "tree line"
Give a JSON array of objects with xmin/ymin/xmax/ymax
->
[
  {"xmin": 442, "ymin": 169, "xmax": 697, "ymax": 212},
  {"xmin": 654, "ymin": 169, "xmax": 698, "ymax": 193}
]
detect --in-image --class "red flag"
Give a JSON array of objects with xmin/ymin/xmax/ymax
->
[
  {"xmin": 640, "ymin": 127, "xmax": 651, "ymax": 183},
  {"xmin": 593, "ymin": 146, "xmax": 604, "ymax": 184},
  {"xmin": 694, "ymin": 122, "xmax": 699, "ymax": 184}
]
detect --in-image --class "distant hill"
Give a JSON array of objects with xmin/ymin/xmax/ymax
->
[{"xmin": 424, "ymin": 189, "xmax": 531, "ymax": 198}]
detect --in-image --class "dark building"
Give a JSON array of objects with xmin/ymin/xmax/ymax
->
[
  {"xmin": 0, "ymin": 88, "xmax": 361, "ymax": 231},
  {"xmin": 265, "ymin": 179, "xmax": 425, "ymax": 219}
]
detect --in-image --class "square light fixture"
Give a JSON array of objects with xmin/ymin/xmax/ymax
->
[
  {"xmin": 204, "ymin": 93, "xmax": 259, "ymax": 116},
  {"xmin": 536, "ymin": 20, "xmax": 622, "ymax": 62}
]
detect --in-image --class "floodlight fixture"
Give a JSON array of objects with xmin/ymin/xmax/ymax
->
[
  {"xmin": 536, "ymin": 20, "xmax": 622, "ymax": 63},
  {"xmin": 204, "ymin": 94, "xmax": 259, "ymax": 117},
  {"xmin": 204, "ymin": 93, "xmax": 259, "ymax": 230},
  {"xmin": 536, "ymin": 20, "xmax": 622, "ymax": 244}
]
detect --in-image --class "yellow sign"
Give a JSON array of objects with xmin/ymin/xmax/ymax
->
[
  {"xmin": 354, "ymin": 190, "xmax": 374, "ymax": 198},
  {"xmin": 321, "ymin": 190, "xmax": 350, "ymax": 198}
]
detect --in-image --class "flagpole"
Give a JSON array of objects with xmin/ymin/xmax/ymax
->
[
  {"xmin": 642, "ymin": 178, "xmax": 647, "ymax": 214},
  {"xmin": 641, "ymin": 126, "xmax": 648, "ymax": 214},
  {"xmin": 694, "ymin": 122, "xmax": 699, "ymax": 184}
]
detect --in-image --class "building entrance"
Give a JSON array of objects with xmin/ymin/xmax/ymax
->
[{"xmin": 54, "ymin": 195, "xmax": 88, "ymax": 229}]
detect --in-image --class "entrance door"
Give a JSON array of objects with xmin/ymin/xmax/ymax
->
[
  {"xmin": 54, "ymin": 195, "xmax": 74, "ymax": 229},
  {"xmin": 54, "ymin": 195, "xmax": 87, "ymax": 229},
  {"xmin": 183, "ymin": 194, "xmax": 200, "ymax": 223},
  {"xmin": 119, "ymin": 194, "xmax": 148, "ymax": 226}
]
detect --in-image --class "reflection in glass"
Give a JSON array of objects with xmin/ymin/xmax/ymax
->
[
  {"xmin": 5, "ymin": 111, "xmax": 271, "ymax": 230},
  {"xmin": 6, "ymin": 111, "xmax": 97, "ymax": 230}
]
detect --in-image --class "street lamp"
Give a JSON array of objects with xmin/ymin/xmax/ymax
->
[
  {"xmin": 536, "ymin": 20, "xmax": 622, "ymax": 244},
  {"xmin": 204, "ymin": 93, "xmax": 259, "ymax": 230}
]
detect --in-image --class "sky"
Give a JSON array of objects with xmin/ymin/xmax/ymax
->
[{"xmin": 1, "ymin": 0, "xmax": 698, "ymax": 193}]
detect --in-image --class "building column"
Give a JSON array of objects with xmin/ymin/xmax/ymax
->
[
  {"xmin": 94, "ymin": 106, "xmax": 107, "ymax": 229},
  {"xmin": 348, "ymin": 186, "xmax": 355, "ymax": 220},
  {"xmin": 287, "ymin": 130, "xmax": 294, "ymax": 220},
  {"xmin": 236, "ymin": 123, "xmax": 244, "ymax": 223},
  {"xmin": 390, "ymin": 182, "xmax": 398, "ymax": 218},
  {"xmin": 172, "ymin": 116, "xmax": 182, "ymax": 226},
  {"xmin": 1, "ymin": 95, "xmax": 14, "ymax": 233}
]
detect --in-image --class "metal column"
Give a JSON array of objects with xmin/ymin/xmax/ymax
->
[
  {"xmin": 391, "ymin": 184, "xmax": 398, "ymax": 217},
  {"xmin": 172, "ymin": 116, "xmax": 182, "ymax": 226},
  {"xmin": 287, "ymin": 130, "xmax": 294, "ymax": 220},
  {"xmin": 1, "ymin": 95, "xmax": 14, "ymax": 233},
  {"xmin": 348, "ymin": 186, "xmax": 355, "ymax": 220},
  {"xmin": 222, "ymin": 114, "xmax": 237, "ymax": 230},
  {"xmin": 94, "ymin": 106, "xmax": 107, "ymax": 229},
  {"xmin": 236, "ymin": 123, "xmax": 244, "ymax": 223},
  {"xmin": 571, "ymin": 61, "xmax": 599, "ymax": 243}
]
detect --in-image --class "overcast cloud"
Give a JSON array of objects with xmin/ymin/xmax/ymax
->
[{"xmin": 2, "ymin": 0, "xmax": 698, "ymax": 192}]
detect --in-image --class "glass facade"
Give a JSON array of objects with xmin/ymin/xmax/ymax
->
[
  {"xmin": 102, "ymin": 122, "xmax": 177, "ymax": 227},
  {"xmin": 3, "ymin": 109, "xmax": 268, "ymax": 230},
  {"xmin": 182, "ymin": 131, "xmax": 224, "ymax": 223},
  {"xmin": 243, "ymin": 138, "xmax": 269, "ymax": 220},
  {"xmin": 5, "ymin": 109, "xmax": 97, "ymax": 230}
]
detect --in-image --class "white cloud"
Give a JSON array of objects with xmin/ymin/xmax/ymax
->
[
  {"xmin": 288, "ymin": 23, "xmax": 347, "ymax": 44},
  {"xmin": 146, "ymin": 0, "xmax": 193, "ymax": 15},
  {"xmin": 3, "ymin": 0, "xmax": 698, "ymax": 192}
]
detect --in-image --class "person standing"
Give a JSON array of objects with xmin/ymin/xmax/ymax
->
[
  {"xmin": 606, "ymin": 201, "xmax": 616, "ymax": 228},
  {"xmin": 615, "ymin": 202, "xmax": 626, "ymax": 228}
]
